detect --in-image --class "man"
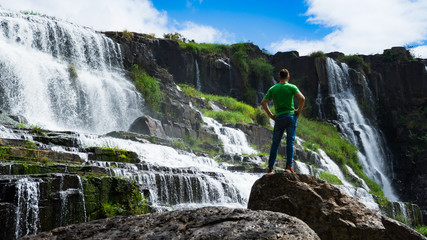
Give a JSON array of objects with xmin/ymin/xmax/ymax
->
[{"xmin": 261, "ymin": 69, "xmax": 305, "ymax": 174}]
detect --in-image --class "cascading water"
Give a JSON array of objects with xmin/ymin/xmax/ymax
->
[
  {"xmin": 195, "ymin": 59, "xmax": 201, "ymax": 91},
  {"xmin": 77, "ymin": 133, "xmax": 260, "ymax": 210},
  {"xmin": 324, "ymin": 57, "xmax": 397, "ymax": 200},
  {"xmin": 14, "ymin": 177, "xmax": 40, "ymax": 239},
  {"xmin": 0, "ymin": 9, "xmax": 143, "ymax": 133}
]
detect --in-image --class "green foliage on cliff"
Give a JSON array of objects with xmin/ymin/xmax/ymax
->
[
  {"xmin": 338, "ymin": 55, "xmax": 370, "ymax": 74},
  {"xmin": 310, "ymin": 51, "xmax": 326, "ymax": 59},
  {"xmin": 179, "ymin": 84, "xmax": 269, "ymax": 127},
  {"xmin": 130, "ymin": 64, "xmax": 163, "ymax": 111},
  {"xmin": 179, "ymin": 42, "xmax": 229, "ymax": 55},
  {"xmin": 231, "ymin": 43, "xmax": 274, "ymax": 93},
  {"xmin": 318, "ymin": 171, "xmax": 343, "ymax": 185}
]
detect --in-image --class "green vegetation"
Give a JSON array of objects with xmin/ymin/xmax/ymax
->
[
  {"xmin": 122, "ymin": 30, "xmax": 134, "ymax": 41},
  {"xmin": 179, "ymin": 84, "xmax": 270, "ymax": 127},
  {"xmin": 310, "ymin": 51, "xmax": 326, "ymax": 59},
  {"xmin": 318, "ymin": 171, "xmax": 343, "ymax": 185},
  {"xmin": 338, "ymin": 54, "xmax": 370, "ymax": 74},
  {"xmin": 29, "ymin": 124, "xmax": 47, "ymax": 136},
  {"xmin": 230, "ymin": 43, "xmax": 274, "ymax": 98},
  {"xmin": 130, "ymin": 64, "xmax": 164, "ymax": 112},
  {"xmin": 179, "ymin": 42, "xmax": 229, "ymax": 56},
  {"xmin": 414, "ymin": 226, "xmax": 427, "ymax": 237},
  {"xmin": 20, "ymin": 10, "xmax": 47, "ymax": 17},
  {"xmin": 83, "ymin": 177, "xmax": 149, "ymax": 221}
]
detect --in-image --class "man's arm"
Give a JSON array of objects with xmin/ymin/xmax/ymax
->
[
  {"xmin": 261, "ymin": 98, "xmax": 275, "ymax": 120},
  {"xmin": 294, "ymin": 92, "xmax": 305, "ymax": 118}
]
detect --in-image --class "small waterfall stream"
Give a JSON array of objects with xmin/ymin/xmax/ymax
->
[{"xmin": 14, "ymin": 178, "xmax": 40, "ymax": 239}]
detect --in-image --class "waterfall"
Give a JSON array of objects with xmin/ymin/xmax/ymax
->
[
  {"xmin": 77, "ymin": 133, "xmax": 260, "ymax": 210},
  {"xmin": 0, "ymin": 9, "xmax": 143, "ymax": 134},
  {"xmin": 202, "ymin": 116, "xmax": 257, "ymax": 155},
  {"xmin": 324, "ymin": 57, "xmax": 397, "ymax": 200},
  {"xmin": 315, "ymin": 83, "xmax": 326, "ymax": 119},
  {"xmin": 14, "ymin": 177, "xmax": 40, "ymax": 239},
  {"xmin": 195, "ymin": 59, "xmax": 201, "ymax": 91}
]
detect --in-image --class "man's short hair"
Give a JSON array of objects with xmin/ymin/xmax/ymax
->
[{"xmin": 279, "ymin": 69, "xmax": 289, "ymax": 80}]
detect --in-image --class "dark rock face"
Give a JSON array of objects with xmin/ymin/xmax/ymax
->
[
  {"xmin": 248, "ymin": 173, "xmax": 426, "ymax": 240},
  {"xmin": 364, "ymin": 48, "xmax": 427, "ymax": 221},
  {"xmin": 21, "ymin": 207, "xmax": 320, "ymax": 240}
]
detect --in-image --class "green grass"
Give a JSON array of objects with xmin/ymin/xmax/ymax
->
[
  {"xmin": 130, "ymin": 64, "xmax": 163, "ymax": 111},
  {"xmin": 310, "ymin": 51, "xmax": 326, "ymax": 59},
  {"xmin": 318, "ymin": 171, "xmax": 343, "ymax": 185},
  {"xmin": 179, "ymin": 84, "xmax": 269, "ymax": 126},
  {"xmin": 414, "ymin": 226, "xmax": 427, "ymax": 237},
  {"xmin": 203, "ymin": 110, "xmax": 252, "ymax": 125},
  {"xmin": 179, "ymin": 42, "xmax": 229, "ymax": 55}
]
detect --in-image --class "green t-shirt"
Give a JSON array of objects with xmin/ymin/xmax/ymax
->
[{"xmin": 264, "ymin": 82, "xmax": 300, "ymax": 116}]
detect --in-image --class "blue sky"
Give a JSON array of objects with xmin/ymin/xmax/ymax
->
[{"xmin": 2, "ymin": 0, "xmax": 427, "ymax": 57}]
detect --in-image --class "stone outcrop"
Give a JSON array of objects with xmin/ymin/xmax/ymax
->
[
  {"xmin": 248, "ymin": 172, "xmax": 426, "ymax": 240},
  {"xmin": 129, "ymin": 115, "xmax": 167, "ymax": 139},
  {"xmin": 20, "ymin": 207, "xmax": 320, "ymax": 240}
]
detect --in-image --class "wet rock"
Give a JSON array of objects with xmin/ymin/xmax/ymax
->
[
  {"xmin": 129, "ymin": 115, "xmax": 166, "ymax": 139},
  {"xmin": 21, "ymin": 207, "xmax": 320, "ymax": 240},
  {"xmin": 248, "ymin": 172, "xmax": 426, "ymax": 240}
]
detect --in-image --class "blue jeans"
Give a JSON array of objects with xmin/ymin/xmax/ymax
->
[{"xmin": 268, "ymin": 113, "xmax": 297, "ymax": 169}]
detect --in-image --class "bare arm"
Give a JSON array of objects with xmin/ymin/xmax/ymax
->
[
  {"xmin": 294, "ymin": 92, "xmax": 305, "ymax": 118},
  {"xmin": 261, "ymin": 98, "xmax": 275, "ymax": 120}
]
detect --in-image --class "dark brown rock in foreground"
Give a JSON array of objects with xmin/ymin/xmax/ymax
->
[
  {"xmin": 20, "ymin": 207, "xmax": 320, "ymax": 240},
  {"xmin": 248, "ymin": 172, "xmax": 426, "ymax": 240}
]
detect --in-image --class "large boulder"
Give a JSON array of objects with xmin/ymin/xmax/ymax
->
[
  {"xmin": 248, "ymin": 172, "xmax": 426, "ymax": 240},
  {"xmin": 128, "ymin": 115, "xmax": 166, "ymax": 139},
  {"xmin": 21, "ymin": 207, "xmax": 320, "ymax": 240}
]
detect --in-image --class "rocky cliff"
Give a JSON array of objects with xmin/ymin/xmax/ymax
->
[{"xmin": 105, "ymin": 32, "xmax": 426, "ymax": 222}]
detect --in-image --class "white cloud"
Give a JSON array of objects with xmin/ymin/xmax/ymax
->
[
  {"xmin": 269, "ymin": 0, "xmax": 427, "ymax": 57},
  {"xmin": 1, "ymin": 0, "xmax": 230, "ymax": 44},
  {"xmin": 175, "ymin": 21, "xmax": 233, "ymax": 44},
  {"xmin": 411, "ymin": 45, "xmax": 427, "ymax": 58}
]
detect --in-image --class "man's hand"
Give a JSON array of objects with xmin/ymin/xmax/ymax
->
[
  {"xmin": 294, "ymin": 108, "xmax": 301, "ymax": 118},
  {"xmin": 294, "ymin": 92, "xmax": 305, "ymax": 118},
  {"xmin": 270, "ymin": 114, "xmax": 276, "ymax": 120}
]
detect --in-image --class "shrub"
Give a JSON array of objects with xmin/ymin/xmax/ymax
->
[
  {"xmin": 122, "ymin": 30, "xmax": 134, "ymax": 41},
  {"xmin": 254, "ymin": 107, "xmax": 269, "ymax": 127},
  {"xmin": 338, "ymin": 55, "xmax": 370, "ymax": 74},
  {"xmin": 310, "ymin": 51, "xmax": 326, "ymax": 59},
  {"xmin": 250, "ymin": 57, "xmax": 274, "ymax": 85},
  {"xmin": 130, "ymin": 64, "xmax": 163, "ymax": 111}
]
